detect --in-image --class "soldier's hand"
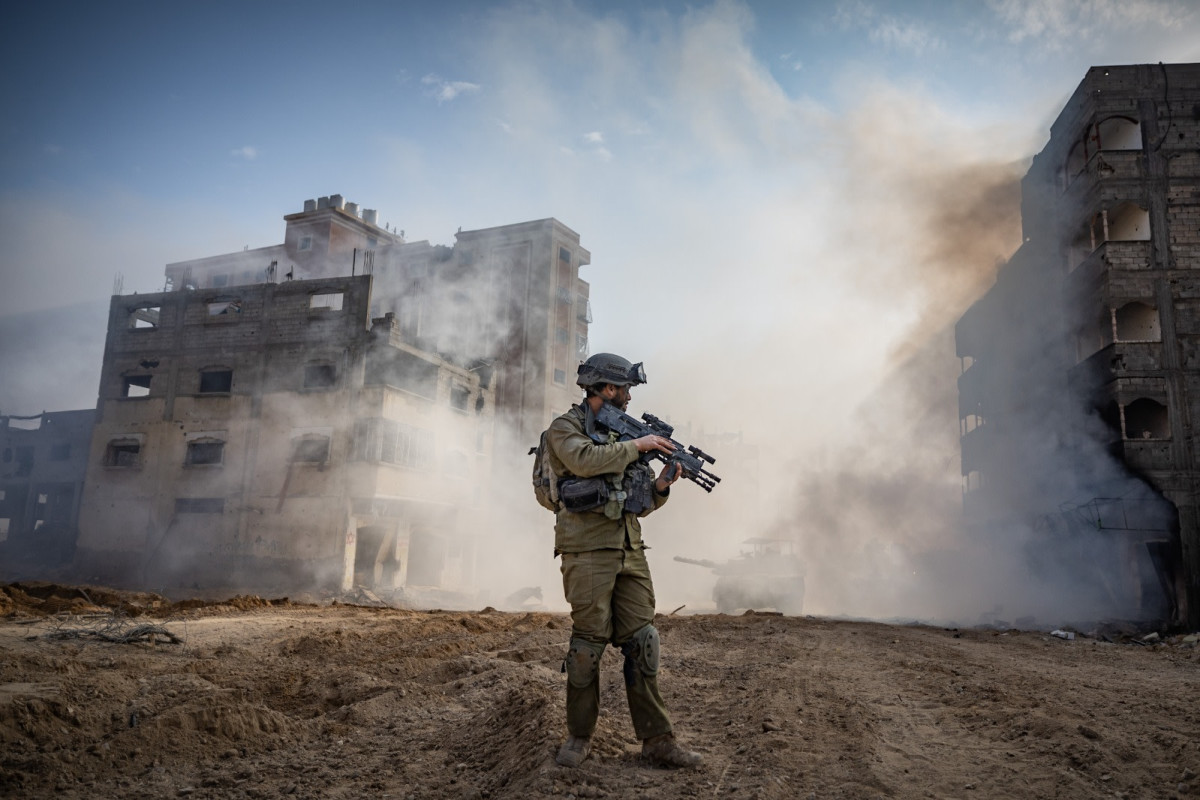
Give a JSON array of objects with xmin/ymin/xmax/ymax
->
[
  {"xmin": 655, "ymin": 461, "xmax": 683, "ymax": 492},
  {"xmin": 633, "ymin": 435, "xmax": 676, "ymax": 455}
]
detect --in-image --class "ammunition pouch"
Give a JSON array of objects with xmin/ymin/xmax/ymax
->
[
  {"xmin": 559, "ymin": 477, "xmax": 610, "ymax": 513},
  {"xmin": 622, "ymin": 462, "xmax": 655, "ymax": 514}
]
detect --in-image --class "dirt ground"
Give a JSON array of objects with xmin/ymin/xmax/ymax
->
[{"xmin": 1, "ymin": 582, "xmax": 1199, "ymax": 800}]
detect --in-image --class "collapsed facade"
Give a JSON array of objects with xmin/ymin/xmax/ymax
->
[
  {"xmin": 63, "ymin": 200, "xmax": 593, "ymax": 597},
  {"xmin": 956, "ymin": 64, "xmax": 1200, "ymax": 627}
]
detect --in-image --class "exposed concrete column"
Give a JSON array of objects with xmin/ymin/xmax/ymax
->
[{"xmin": 340, "ymin": 500, "xmax": 356, "ymax": 592}]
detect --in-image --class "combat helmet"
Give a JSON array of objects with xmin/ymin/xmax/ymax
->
[{"xmin": 576, "ymin": 352, "xmax": 646, "ymax": 389}]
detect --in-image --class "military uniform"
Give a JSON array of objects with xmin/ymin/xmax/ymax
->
[{"xmin": 546, "ymin": 403, "xmax": 675, "ymax": 742}]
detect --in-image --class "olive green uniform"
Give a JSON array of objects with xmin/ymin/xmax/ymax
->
[{"xmin": 546, "ymin": 404, "xmax": 675, "ymax": 741}]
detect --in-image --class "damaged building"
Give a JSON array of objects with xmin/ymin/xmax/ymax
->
[
  {"xmin": 0, "ymin": 410, "xmax": 94, "ymax": 570},
  {"xmin": 75, "ymin": 276, "xmax": 494, "ymax": 597},
  {"xmin": 164, "ymin": 197, "xmax": 591, "ymax": 449},
  {"xmin": 68, "ymin": 199, "xmax": 594, "ymax": 598},
  {"xmin": 956, "ymin": 64, "xmax": 1200, "ymax": 627}
]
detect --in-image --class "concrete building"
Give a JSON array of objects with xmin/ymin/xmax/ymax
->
[
  {"xmin": 75, "ymin": 275, "xmax": 494, "ymax": 597},
  {"xmin": 0, "ymin": 410, "xmax": 94, "ymax": 571},
  {"xmin": 164, "ymin": 197, "xmax": 591, "ymax": 450},
  {"xmin": 375, "ymin": 219, "xmax": 591, "ymax": 449},
  {"xmin": 956, "ymin": 64, "xmax": 1200, "ymax": 626}
]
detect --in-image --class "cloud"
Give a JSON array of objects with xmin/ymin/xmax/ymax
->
[
  {"xmin": 421, "ymin": 73, "xmax": 481, "ymax": 103},
  {"xmin": 987, "ymin": 0, "xmax": 1189, "ymax": 43},
  {"xmin": 582, "ymin": 131, "xmax": 612, "ymax": 160},
  {"xmin": 834, "ymin": 0, "xmax": 942, "ymax": 55},
  {"xmin": 230, "ymin": 146, "xmax": 258, "ymax": 160}
]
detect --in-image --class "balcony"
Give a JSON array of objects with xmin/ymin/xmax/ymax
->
[
  {"xmin": 1067, "ymin": 236, "xmax": 1153, "ymax": 278},
  {"xmin": 1116, "ymin": 439, "xmax": 1176, "ymax": 472},
  {"xmin": 960, "ymin": 424, "xmax": 992, "ymax": 474},
  {"xmin": 1070, "ymin": 341, "xmax": 1163, "ymax": 399},
  {"xmin": 1063, "ymin": 150, "xmax": 1145, "ymax": 209},
  {"xmin": 957, "ymin": 361, "xmax": 985, "ymax": 405}
]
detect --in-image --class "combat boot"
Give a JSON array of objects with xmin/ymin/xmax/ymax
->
[
  {"xmin": 555, "ymin": 734, "xmax": 592, "ymax": 767},
  {"xmin": 642, "ymin": 733, "xmax": 702, "ymax": 768}
]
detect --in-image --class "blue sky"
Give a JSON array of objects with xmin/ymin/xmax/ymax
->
[
  {"xmin": 3, "ymin": 0, "xmax": 1198, "ymax": 617},
  {"xmin": 3, "ymin": 0, "xmax": 1198, "ymax": 426}
]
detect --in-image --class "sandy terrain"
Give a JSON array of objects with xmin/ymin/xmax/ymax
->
[{"xmin": 1, "ymin": 582, "xmax": 1199, "ymax": 800}]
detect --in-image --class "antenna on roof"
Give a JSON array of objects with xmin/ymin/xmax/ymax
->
[{"xmin": 113, "ymin": 272, "xmax": 124, "ymax": 295}]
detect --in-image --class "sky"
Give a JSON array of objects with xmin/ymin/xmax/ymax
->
[{"xmin": 2, "ymin": 0, "xmax": 1199, "ymax": 621}]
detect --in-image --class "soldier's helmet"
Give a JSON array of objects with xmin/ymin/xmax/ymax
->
[{"xmin": 576, "ymin": 353, "xmax": 647, "ymax": 389}]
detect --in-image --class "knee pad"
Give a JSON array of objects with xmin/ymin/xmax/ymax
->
[
  {"xmin": 620, "ymin": 624, "xmax": 660, "ymax": 684},
  {"xmin": 564, "ymin": 638, "xmax": 605, "ymax": 689}
]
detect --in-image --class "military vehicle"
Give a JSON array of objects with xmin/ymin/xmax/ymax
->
[{"xmin": 675, "ymin": 537, "xmax": 805, "ymax": 615}]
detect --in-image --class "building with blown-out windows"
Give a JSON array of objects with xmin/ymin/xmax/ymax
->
[
  {"xmin": 75, "ymin": 275, "xmax": 495, "ymax": 596},
  {"xmin": 67, "ymin": 197, "xmax": 595, "ymax": 598},
  {"xmin": 956, "ymin": 64, "xmax": 1200, "ymax": 627}
]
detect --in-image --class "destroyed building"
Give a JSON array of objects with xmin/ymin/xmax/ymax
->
[
  {"xmin": 164, "ymin": 197, "xmax": 591, "ymax": 449},
  {"xmin": 0, "ymin": 410, "xmax": 94, "ymax": 569},
  {"xmin": 74, "ymin": 276, "xmax": 495, "ymax": 596},
  {"xmin": 956, "ymin": 64, "xmax": 1200, "ymax": 627},
  {"xmin": 69, "ymin": 199, "xmax": 594, "ymax": 597}
]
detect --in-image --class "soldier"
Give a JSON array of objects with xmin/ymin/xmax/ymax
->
[{"xmin": 545, "ymin": 352, "xmax": 702, "ymax": 769}]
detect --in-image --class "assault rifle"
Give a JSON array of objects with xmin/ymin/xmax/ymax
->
[{"xmin": 594, "ymin": 403, "xmax": 721, "ymax": 492}]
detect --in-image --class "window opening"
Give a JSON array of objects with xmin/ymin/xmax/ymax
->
[
  {"xmin": 354, "ymin": 419, "xmax": 433, "ymax": 469},
  {"xmin": 105, "ymin": 440, "xmax": 141, "ymax": 467},
  {"xmin": 1114, "ymin": 302, "xmax": 1160, "ymax": 342},
  {"xmin": 292, "ymin": 436, "xmax": 330, "ymax": 463},
  {"xmin": 1107, "ymin": 202, "xmax": 1151, "ymax": 241},
  {"xmin": 130, "ymin": 306, "xmax": 161, "ymax": 329},
  {"xmin": 199, "ymin": 369, "xmax": 233, "ymax": 393},
  {"xmin": 553, "ymin": 368, "xmax": 566, "ymax": 385},
  {"xmin": 122, "ymin": 375, "xmax": 152, "ymax": 398},
  {"xmin": 1123, "ymin": 398, "xmax": 1169, "ymax": 440},
  {"xmin": 1096, "ymin": 116, "xmax": 1142, "ymax": 151},
  {"xmin": 207, "ymin": 299, "xmax": 242, "ymax": 316},
  {"xmin": 304, "ymin": 364, "xmax": 337, "ymax": 389},
  {"xmin": 310, "ymin": 292, "xmax": 344, "ymax": 311},
  {"xmin": 450, "ymin": 386, "xmax": 471, "ymax": 412},
  {"xmin": 961, "ymin": 414, "xmax": 985, "ymax": 436},
  {"xmin": 299, "ymin": 236, "xmax": 312, "ymax": 251},
  {"xmin": 186, "ymin": 440, "xmax": 225, "ymax": 466}
]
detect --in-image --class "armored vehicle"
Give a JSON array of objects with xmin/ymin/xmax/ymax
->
[{"xmin": 675, "ymin": 537, "xmax": 805, "ymax": 615}]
